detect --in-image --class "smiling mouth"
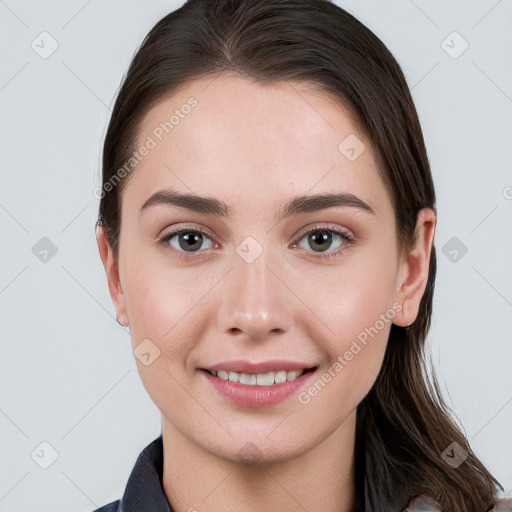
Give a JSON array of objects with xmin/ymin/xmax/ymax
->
[{"xmin": 203, "ymin": 367, "xmax": 317, "ymax": 386}]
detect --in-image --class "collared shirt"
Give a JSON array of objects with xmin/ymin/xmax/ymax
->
[
  {"xmin": 91, "ymin": 436, "xmax": 507, "ymax": 512},
  {"xmin": 93, "ymin": 436, "xmax": 171, "ymax": 512}
]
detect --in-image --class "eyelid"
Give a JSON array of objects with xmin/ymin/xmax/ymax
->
[
  {"xmin": 291, "ymin": 222, "xmax": 355, "ymax": 245},
  {"xmin": 159, "ymin": 223, "xmax": 215, "ymax": 241}
]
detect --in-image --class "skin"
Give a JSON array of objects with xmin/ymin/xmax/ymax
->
[{"xmin": 97, "ymin": 74, "xmax": 436, "ymax": 512}]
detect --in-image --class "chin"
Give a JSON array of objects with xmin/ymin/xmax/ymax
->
[{"xmin": 202, "ymin": 431, "xmax": 312, "ymax": 468}]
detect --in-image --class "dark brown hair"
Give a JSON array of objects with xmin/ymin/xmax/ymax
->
[{"xmin": 97, "ymin": 1, "xmax": 503, "ymax": 510}]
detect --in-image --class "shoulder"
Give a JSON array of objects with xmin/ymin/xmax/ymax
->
[{"xmin": 90, "ymin": 500, "xmax": 120, "ymax": 512}]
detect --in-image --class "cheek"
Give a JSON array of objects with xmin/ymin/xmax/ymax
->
[
  {"xmin": 122, "ymin": 252, "xmax": 192, "ymax": 334},
  {"xmin": 321, "ymin": 253, "xmax": 397, "ymax": 337},
  {"xmin": 311, "ymin": 247, "xmax": 398, "ymax": 389},
  {"xmin": 121, "ymin": 252, "xmax": 219, "ymax": 370},
  {"xmin": 307, "ymin": 288, "xmax": 394, "ymax": 415},
  {"xmin": 120, "ymin": 258, "xmax": 206, "ymax": 407}
]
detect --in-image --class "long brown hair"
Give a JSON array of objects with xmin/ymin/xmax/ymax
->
[{"xmin": 97, "ymin": 1, "xmax": 503, "ymax": 510}]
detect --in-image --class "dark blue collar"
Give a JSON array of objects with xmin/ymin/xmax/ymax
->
[{"xmin": 117, "ymin": 435, "xmax": 172, "ymax": 512}]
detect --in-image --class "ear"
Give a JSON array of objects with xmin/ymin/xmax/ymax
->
[
  {"xmin": 393, "ymin": 208, "xmax": 436, "ymax": 327},
  {"xmin": 96, "ymin": 225, "xmax": 129, "ymax": 327}
]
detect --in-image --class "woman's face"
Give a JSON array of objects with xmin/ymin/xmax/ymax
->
[{"xmin": 99, "ymin": 74, "xmax": 431, "ymax": 464}]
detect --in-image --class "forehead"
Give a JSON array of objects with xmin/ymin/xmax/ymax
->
[{"xmin": 126, "ymin": 74, "xmax": 391, "ymax": 220}]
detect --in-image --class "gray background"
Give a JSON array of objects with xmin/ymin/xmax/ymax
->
[{"xmin": 0, "ymin": 0, "xmax": 511, "ymax": 510}]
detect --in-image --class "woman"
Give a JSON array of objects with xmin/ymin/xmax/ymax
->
[{"xmin": 93, "ymin": 0, "xmax": 507, "ymax": 510}]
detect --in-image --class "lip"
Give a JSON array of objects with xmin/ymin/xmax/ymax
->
[
  {"xmin": 200, "ymin": 366, "xmax": 318, "ymax": 408},
  {"xmin": 201, "ymin": 359, "xmax": 317, "ymax": 374}
]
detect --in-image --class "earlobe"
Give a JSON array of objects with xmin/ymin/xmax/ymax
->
[
  {"xmin": 96, "ymin": 226, "xmax": 129, "ymax": 327},
  {"xmin": 393, "ymin": 208, "xmax": 436, "ymax": 328}
]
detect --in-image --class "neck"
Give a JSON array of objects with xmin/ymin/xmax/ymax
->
[{"xmin": 161, "ymin": 410, "xmax": 357, "ymax": 512}]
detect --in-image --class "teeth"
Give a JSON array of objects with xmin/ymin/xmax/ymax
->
[
  {"xmin": 274, "ymin": 370, "xmax": 287, "ymax": 383},
  {"xmin": 239, "ymin": 373, "xmax": 256, "ymax": 385},
  {"xmin": 209, "ymin": 369, "xmax": 306, "ymax": 385},
  {"xmin": 256, "ymin": 372, "xmax": 274, "ymax": 386}
]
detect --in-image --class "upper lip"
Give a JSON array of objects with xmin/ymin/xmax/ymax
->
[{"xmin": 201, "ymin": 359, "xmax": 318, "ymax": 374}]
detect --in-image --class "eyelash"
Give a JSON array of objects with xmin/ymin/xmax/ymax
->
[{"xmin": 158, "ymin": 224, "xmax": 356, "ymax": 261}]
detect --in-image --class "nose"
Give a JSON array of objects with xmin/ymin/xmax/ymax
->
[{"xmin": 217, "ymin": 244, "xmax": 294, "ymax": 341}]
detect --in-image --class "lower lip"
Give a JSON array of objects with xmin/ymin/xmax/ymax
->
[{"xmin": 200, "ymin": 369, "xmax": 317, "ymax": 408}]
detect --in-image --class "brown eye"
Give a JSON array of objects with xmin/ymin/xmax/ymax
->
[
  {"xmin": 161, "ymin": 229, "xmax": 213, "ymax": 253},
  {"xmin": 292, "ymin": 226, "xmax": 355, "ymax": 261},
  {"xmin": 306, "ymin": 230, "xmax": 336, "ymax": 252},
  {"xmin": 298, "ymin": 229, "xmax": 350, "ymax": 252}
]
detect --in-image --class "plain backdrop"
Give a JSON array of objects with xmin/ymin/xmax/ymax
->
[{"xmin": 0, "ymin": 1, "xmax": 511, "ymax": 510}]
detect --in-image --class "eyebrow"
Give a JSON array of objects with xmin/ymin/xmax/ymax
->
[{"xmin": 140, "ymin": 187, "xmax": 375, "ymax": 219}]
